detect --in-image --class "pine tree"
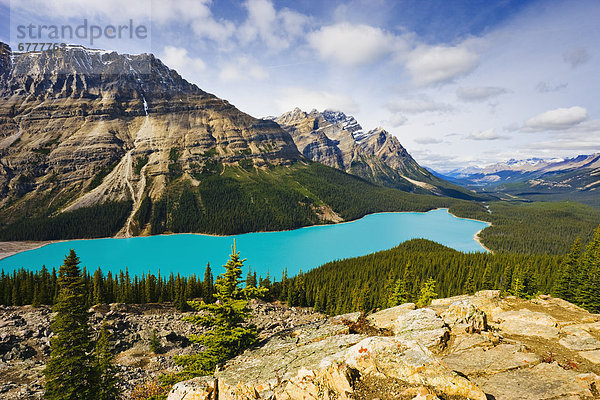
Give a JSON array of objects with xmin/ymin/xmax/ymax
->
[
  {"xmin": 388, "ymin": 278, "xmax": 408, "ymax": 307},
  {"xmin": 464, "ymin": 267, "xmax": 476, "ymax": 294},
  {"xmin": 416, "ymin": 278, "xmax": 437, "ymax": 308},
  {"xmin": 577, "ymin": 227, "xmax": 600, "ymax": 311},
  {"xmin": 511, "ymin": 273, "xmax": 525, "ymax": 298},
  {"xmin": 174, "ymin": 243, "xmax": 266, "ymax": 378},
  {"xmin": 481, "ymin": 264, "xmax": 493, "ymax": 290},
  {"xmin": 552, "ymin": 238, "xmax": 581, "ymax": 301},
  {"xmin": 202, "ymin": 263, "xmax": 214, "ymax": 304},
  {"xmin": 92, "ymin": 269, "xmax": 105, "ymax": 305},
  {"xmin": 95, "ymin": 322, "xmax": 119, "ymax": 400},
  {"xmin": 44, "ymin": 250, "xmax": 97, "ymax": 400},
  {"xmin": 150, "ymin": 329, "xmax": 161, "ymax": 354}
]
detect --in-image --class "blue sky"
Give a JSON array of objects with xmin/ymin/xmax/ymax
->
[{"xmin": 1, "ymin": 0, "xmax": 598, "ymax": 170}]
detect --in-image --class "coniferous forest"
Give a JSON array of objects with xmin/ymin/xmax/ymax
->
[{"xmin": 2, "ymin": 224, "xmax": 599, "ymax": 315}]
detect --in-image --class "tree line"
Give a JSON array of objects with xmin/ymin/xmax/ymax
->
[
  {"xmin": 0, "ymin": 262, "xmax": 284, "ymax": 311},
  {"xmin": 280, "ymin": 224, "xmax": 600, "ymax": 315}
]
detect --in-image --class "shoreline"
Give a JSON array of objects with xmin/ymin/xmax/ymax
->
[
  {"xmin": 0, "ymin": 207, "xmax": 493, "ymax": 261},
  {"xmin": 473, "ymin": 231, "xmax": 493, "ymax": 253}
]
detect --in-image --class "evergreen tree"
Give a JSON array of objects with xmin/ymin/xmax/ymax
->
[
  {"xmin": 174, "ymin": 243, "xmax": 266, "ymax": 378},
  {"xmin": 149, "ymin": 329, "xmax": 161, "ymax": 354},
  {"xmin": 511, "ymin": 274, "xmax": 525, "ymax": 298},
  {"xmin": 576, "ymin": 227, "xmax": 600, "ymax": 311},
  {"xmin": 552, "ymin": 238, "xmax": 582, "ymax": 301},
  {"xmin": 202, "ymin": 264, "xmax": 214, "ymax": 304},
  {"xmin": 463, "ymin": 267, "xmax": 476, "ymax": 294},
  {"xmin": 245, "ymin": 267, "xmax": 257, "ymax": 288},
  {"xmin": 416, "ymin": 277, "xmax": 437, "ymax": 308},
  {"xmin": 481, "ymin": 264, "xmax": 493, "ymax": 290},
  {"xmin": 44, "ymin": 250, "xmax": 97, "ymax": 400},
  {"xmin": 95, "ymin": 322, "xmax": 119, "ymax": 400},
  {"xmin": 388, "ymin": 278, "xmax": 408, "ymax": 307},
  {"xmin": 92, "ymin": 269, "xmax": 104, "ymax": 305}
]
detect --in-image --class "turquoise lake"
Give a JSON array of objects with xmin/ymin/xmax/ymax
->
[{"xmin": 0, "ymin": 209, "xmax": 489, "ymax": 278}]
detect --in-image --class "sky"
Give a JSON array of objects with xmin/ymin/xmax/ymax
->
[{"xmin": 1, "ymin": 0, "xmax": 599, "ymax": 171}]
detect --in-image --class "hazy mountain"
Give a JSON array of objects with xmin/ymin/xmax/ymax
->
[
  {"xmin": 435, "ymin": 153, "xmax": 600, "ymax": 206},
  {"xmin": 274, "ymin": 108, "xmax": 481, "ymax": 200}
]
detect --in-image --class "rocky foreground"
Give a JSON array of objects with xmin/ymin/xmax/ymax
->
[
  {"xmin": 168, "ymin": 291, "xmax": 600, "ymax": 400},
  {"xmin": 2, "ymin": 292, "xmax": 600, "ymax": 399}
]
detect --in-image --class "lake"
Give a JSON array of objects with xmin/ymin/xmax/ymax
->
[{"xmin": 0, "ymin": 209, "xmax": 490, "ymax": 278}]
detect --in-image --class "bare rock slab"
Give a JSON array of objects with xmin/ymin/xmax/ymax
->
[
  {"xmin": 366, "ymin": 303, "xmax": 416, "ymax": 331},
  {"xmin": 393, "ymin": 308, "xmax": 449, "ymax": 349},
  {"xmin": 442, "ymin": 343, "xmax": 540, "ymax": 375},
  {"xmin": 472, "ymin": 362, "xmax": 600, "ymax": 400},
  {"xmin": 496, "ymin": 309, "xmax": 560, "ymax": 339}
]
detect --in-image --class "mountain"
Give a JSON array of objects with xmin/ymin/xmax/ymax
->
[
  {"xmin": 438, "ymin": 153, "xmax": 600, "ymax": 206},
  {"xmin": 274, "ymin": 108, "xmax": 481, "ymax": 200},
  {"xmin": 0, "ymin": 43, "xmax": 466, "ymax": 241}
]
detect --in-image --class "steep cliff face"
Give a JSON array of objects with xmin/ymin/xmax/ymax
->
[
  {"xmin": 275, "ymin": 108, "xmax": 479, "ymax": 199},
  {"xmin": 0, "ymin": 42, "xmax": 10, "ymax": 82},
  {"xmin": 0, "ymin": 43, "xmax": 301, "ymax": 234}
]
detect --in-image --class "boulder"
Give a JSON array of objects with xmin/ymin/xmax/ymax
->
[
  {"xmin": 331, "ymin": 311, "xmax": 362, "ymax": 325},
  {"xmin": 341, "ymin": 337, "xmax": 487, "ymax": 400},
  {"xmin": 366, "ymin": 303, "xmax": 415, "ymax": 331},
  {"xmin": 167, "ymin": 376, "xmax": 215, "ymax": 400},
  {"xmin": 392, "ymin": 308, "xmax": 449, "ymax": 348},
  {"xmin": 442, "ymin": 343, "xmax": 540, "ymax": 375},
  {"xmin": 472, "ymin": 362, "xmax": 600, "ymax": 400},
  {"xmin": 441, "ymin": 300, "xmax": 488, "ymax": 332},
  {"xmin": 496, "ymin": 309, "xmax": 560, "ymax": 339},
  {"xmin": 559, "ymin": 324, "xmax": 600, "ymax": 351},
  {"xmin": 579, "ymin": 349, "xmax": 600, "ymax": 364}
]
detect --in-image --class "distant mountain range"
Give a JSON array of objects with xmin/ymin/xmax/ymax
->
[
  {"xmin": 432, "ymin": 153, "xmax": 600, "ymax": 206},
  {"xmin": 0, "ymin": 42, "xmax": 477, "ymax": 240}
]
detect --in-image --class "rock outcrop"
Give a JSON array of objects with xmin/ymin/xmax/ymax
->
[
  {"xmin": 169, "ymin": 292, "xmax": 600, "ymax": 400},
  {"xmin": 0, "ymin": 300, "xmax": 324, "ymax": 399},
  {"xmin": 3, "ymin": 292, "xmax": 600, "ymax": 400}
]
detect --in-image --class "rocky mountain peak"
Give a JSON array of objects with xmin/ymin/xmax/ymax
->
[
  {"xmin": 0, "ymin": 43, "xmax": 302, "ymax": 234},
  {"xmin": 1, "ymin": 42, "xmax": 201, "ymax": 100},
  {"xmin": 0, "ymin": 42, "xmax": 11, "ymax": 83}
]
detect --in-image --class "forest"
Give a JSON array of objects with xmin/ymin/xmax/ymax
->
[
  {"xmin": 281, "ymin": 224, "xmax": 600, "ymax": 315},
  {"xmin": 2, "ymin": 224, "xmax": 599, "ymax": 315}
]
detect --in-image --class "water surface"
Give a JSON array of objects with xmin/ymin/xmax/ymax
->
[{"xmin": 0, "ymin": 209, "xmax": 489, "ymax": 278}]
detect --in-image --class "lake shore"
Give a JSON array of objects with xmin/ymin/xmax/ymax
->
[
  {"xmin": 0, "ymin": 241, "xmax": 59, "ymax": 262},
  {"xmin": 0, "ymin": 208, "xmax": 492, "ymax": 262}
]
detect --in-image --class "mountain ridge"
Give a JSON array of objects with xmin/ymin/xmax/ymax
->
[
  {"xmin": 435, "ymin": 153, "xmax": 600, "ymax": 206},
  {"xmin": 0, "ymin": 43, "xmax": 477, "ymax": 240},
  {"xmin": 274, "ymin": 107, "xmax": 482, "ymax": 200}
]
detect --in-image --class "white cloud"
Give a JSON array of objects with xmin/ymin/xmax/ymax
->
[
  {"xmin": 307, "ymin": 23, "xmax": 407, "ymax": 66},
  {"xmin": 456, "ymin": 86, "xmax": 508, "ymax": 102},
  {"xmin": 563, "ymin": 47, "xmax": 590, "ymax": 68},
  {"xmin": 161, "ymin": 46, "xmax": 205, "ymax": 77},
  {"xmin": 276, "ymin": 87, "xmax": 359, "ymax": 114},
  {"xmin": 219, "ymin": 56, "xmax": 268, "ymax": 82},
  {"xmin": 525, "ymin": 106, "xmax": 588, "ymax": 131},
  {"xmin": 387, "ymin": 97, "xmax": 453, "ymax": 114},
  {"xmin": 237, "ymin": 0, "xmax": 309, "ymax": 52},
  {"xmin": 406, "ymin": 42, "xmax": 480, "ymax": 86},
  {"xmin": 466, "ymin": 128, "xmax": 508, "ymax": 141},
  {"xmin": 414, "ymin": 136, "xmax": 443, "ymax": 144},
  {"xmin": 384, "ymin": 114, "xmax": 408, "ymax": 127}
]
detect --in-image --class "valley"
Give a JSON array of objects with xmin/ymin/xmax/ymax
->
[{"xmin": 0, "ymin": 4, "xmax": 599, "ymax": 398}]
